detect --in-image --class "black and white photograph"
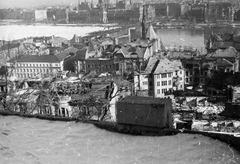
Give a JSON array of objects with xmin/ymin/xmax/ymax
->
[{"xmin": 0, "ymin": 0, "xmax": 240, "ymax": 163}]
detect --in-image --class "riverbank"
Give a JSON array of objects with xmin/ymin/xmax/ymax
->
[{"xmin": 1, "ymin": 115, "xmax": 240, "ymax": 164}]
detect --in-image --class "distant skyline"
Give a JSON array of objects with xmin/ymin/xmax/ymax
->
[{"xmin": 0, "ymin": 0, "xmax": 101, "ymax": 9}]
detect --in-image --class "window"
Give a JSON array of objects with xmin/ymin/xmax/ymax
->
[
  {"xmin": 180, "ymin": 71, "xmax": 182, "ymax": 74},
  {"xmin": 162, "ymin": 89, "xmax": 167, "ymax": 94},
  {"xmin": 162, "ymin": 81, "xmax": 167, "ymax": 86},
  {"xmin": 180, "ymin": 85, "xmax": 182, "ymax": 89},
  {"xmin": 161, "ymin": 73, "xmax": 167, "ymax": 78},
  {"xmin": 157, "ymin": 75, "xmax": 160, "ymax": 79},
  {"xmin": 168, "ymin": 73, "xmax": 172, "ymax": 77},
  {"xmin": 180, "ymin": 77, "xmax": 182, "ymax": 81},
  {"xmin": 55, "ymin": 64, "xmax": 58, "ymax": 67},
  {"xmin": 190, "ymin": 78, "xmax": 193, "ymax": 82},
  {"xmin": 157, "ymin": 89, "xmax": 160, "ymax": 94},
  {"xmin": 205, "ymin": 71, "xmax": 208, "ymax": 76},
  {"xmin": 186, "ymin": 71, "xmax": 189, "ymax": 76},
  {"xmin": 168, "ymin": 80, "xmax": 171, "ymax": 85},
  {"xmin": 43, "ymin": 64, "xmax": 45, "ymax": 67},
  {"xmin": 36, "ymin": 64, "xmax": 38, "ymax": 67},
  {"xmin": 157, "ymin": 81, "xmax": 160, "ymax": 86},
  {"xmin": 29, "ymin": 64, "xmax": 31, "ymax": 67},
  {"xmin": 143, "ymin": 81, "xmax": 148, "ymax": 85},
  {"xmin": 175, "ymin": 72, "xmax": 177, "ymax": 76},
  {"xmin": 186, "ymin": 78, "xmax": 189, "ymax": 83}
]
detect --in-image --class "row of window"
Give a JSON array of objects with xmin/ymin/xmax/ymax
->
[
  {"xmin": 186, "ymin": 78, "xmax": 205, "ymax": 83},
  {"xmin": 17, "ymin": 63, "xmax": 59, "ymax": 67},
  {"xmin": 87, "ymin": 64, "xmax": 112, "ymax": 69},
  {"xmin": 157, "ymin": 73, "xmax": 170, "ymax": 79},
  {"xmin": 157, "ymin": 88, "xmax": 168, "ymax": 94},
  {"xmin": 16, "ymin": 68, "xmax": 50, "ymax": 73},
  {"xmin": 186, "ymin": 70, "xmax": 208, "ymax": 76},
  {"xmin": 156, "ymin": 71, "xmax": 183, "ymax": 79},
  {"xmin": 157, "ymin": 80, "xmax": 171, "ymax": 86}
]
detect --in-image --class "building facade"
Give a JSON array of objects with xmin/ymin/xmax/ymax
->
[
  {"xmin": 7, "ymin": 55, "xmax": 63, "ymax": 80},
  {"xmin": 134, "ymin": 56, "xmax": 184, "ymax": 98}
]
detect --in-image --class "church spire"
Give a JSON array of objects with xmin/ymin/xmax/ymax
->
[{"xmin": 141, "ymin": 5, "xmax": 147, "ymax": 40}]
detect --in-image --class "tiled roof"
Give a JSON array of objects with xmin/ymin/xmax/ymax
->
[
  {"xmin": 8, "ymin": 55, "xmax": 60, "ymax": 63},
  {"xmin": 144, "ymin": 56, "xmax": 183, "ymax": 74},
  {"xmin": 55, "ymin": 47, "xmax": 78, "ymax": 61},
  {"xmin": 144, "ymin": 55, "xmax": 159, "ymax": 74},
  {"xmin": 154, "ymin": 58, "xmax": 175, "ymax": 74}
]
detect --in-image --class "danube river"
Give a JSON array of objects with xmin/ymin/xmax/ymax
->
[
  {"xmin": 1, "ymin": 116, "xmax": 240, "ymax": 164},
  {"xmin": 0, "ymin": 25, "xmax": 205, "ymax": 50}
]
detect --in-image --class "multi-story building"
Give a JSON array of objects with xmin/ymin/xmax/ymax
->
[
  {"xmin": 134, "ymin": 56, "xmax": 184, "ymax": 98},
  {"xmin": 7, "ymin": 55, "xmax": 63, "ymax": 80}
]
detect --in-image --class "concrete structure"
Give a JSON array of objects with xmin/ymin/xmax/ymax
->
[{"xmin": 116, "ymin": 96, "xmax": 173, "ymax": 128}]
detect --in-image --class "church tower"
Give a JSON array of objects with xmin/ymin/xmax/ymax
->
[{"xmin": 141, "ymin": 5, "xmax": 147, "ymax": 40}]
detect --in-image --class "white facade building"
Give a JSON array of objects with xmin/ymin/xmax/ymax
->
[
  {"xmin": 7, "ymin": 55, "xmax": 63, "ymax": 80},
  {"xmin": 134, "ymin": 56, "xmax": 184, "ymax": 98}
]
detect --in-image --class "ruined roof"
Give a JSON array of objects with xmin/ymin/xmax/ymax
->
[
  {"xmin": 55, "ymin": 47, "xmax": 78, "ymax": 61},
  {"xmin": 207, "ymin": 46, "xmax": 240, "ymax": 58},
  {"xmin": 8, "ymin": 55, "xmax": 60, "ymax": 63}
]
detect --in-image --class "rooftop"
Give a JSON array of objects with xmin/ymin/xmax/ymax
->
[
  {"xmin": 144, "ymin": 55, "xmax": 183, "ymax": 75},
  {"xmin": 8, "ymin": 55, "xmax": 61, "ymax": 63},
  {"xmin": 207, "ymin": 46, "xmax": 240, "ymax": 58},
  {"xmin": 55, "ymin": 47, "xmax": 78, "ymax": 61}
]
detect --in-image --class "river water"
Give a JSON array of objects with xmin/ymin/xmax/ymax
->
[
  {"xmin": 1, "ymin": 116, "xmax": 240, "ymax": 164},
  {"xmin": 0, "ymin": 25, "xmax": 240, "ymax": 163}
]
